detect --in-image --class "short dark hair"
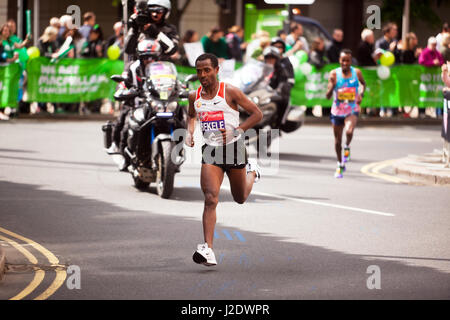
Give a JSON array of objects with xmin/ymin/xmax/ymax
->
[
  {"xmin": 83, "ymin": 12, "xmax": 95, "ymax": 22},
  {"xmin": 340, "ymin": 48, "xmax": 352, "ymax": 56},
  {"xmin": 195, "ymin": 53, "xmax": 219, "ymax": 68},
  {"xmin": 443, "ymin": 22, "xmax": 449, "ymax": 32},
  {"xmin": 277, "ymin": 29, "xmax": 286, "ymax": 37},
  {"xmin": 382, "ymin": 22, "xmax": 396, "ymax": 35}
]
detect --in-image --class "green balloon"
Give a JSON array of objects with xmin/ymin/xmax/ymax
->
[
  {"xmin": 380, "ymin": 51, "xmax": 395, "ymax": 67},
  {"xmin": 295, "ymin": 50, "xmax": 308, "ymax": 64},
  {"xmin": 107, "ymin": 45, "xmax": 121, "ymax": 60},
  {"xmin": 27, "ymin": 46, "xmax": 40, "ymax": 60}
]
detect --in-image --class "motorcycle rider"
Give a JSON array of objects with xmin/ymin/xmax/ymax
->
[
  {"xmin": 108, "ymin": 39, "xmax": 162, "ymax": 172},
  {"xmin": 263, "ymin": 38, "xmax": 295, "ymax": 128},
  {"xmin": 108, "ymin": 0, "xmax": 179, "ymax": 161},
  {"xmin": 125, "ymin": 0, "xmax": 179, "ymax": 62}
]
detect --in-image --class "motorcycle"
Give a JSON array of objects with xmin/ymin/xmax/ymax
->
[
  {"xmin": 103, "ymin": 56, "xmax": 196, "ymax": 199},
  {"xmin": 226, "ymin": 59, "xmax": 305, "ymax": 155}
]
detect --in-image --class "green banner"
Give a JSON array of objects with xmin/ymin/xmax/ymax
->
[
  {"xmin": 175, "ymin": 63, "xmax": 443, "ymax": 108},
  {"xmin": 0, "ymin": 63, "xmax": 21, "ymax": 108},
  {"xmin": 291, "ymin": 63, "xmax": 443, "ymax": 108},
  {"xmin": 27, "ymin": 57, "xmax": 124, "ymax": 103}
]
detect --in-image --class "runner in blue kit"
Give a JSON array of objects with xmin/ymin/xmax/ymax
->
[
  {"xmin": 186, "ymin": 53, "xmax": 263, "ymax": 266},
  {"xmin": 326, "ymin": 49, "xmax": 366, "ymax": 178}
]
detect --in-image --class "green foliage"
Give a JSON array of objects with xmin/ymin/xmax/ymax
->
[{"xmin": 381, "ymin": 0, "xmax": 450, "ymax": 29}]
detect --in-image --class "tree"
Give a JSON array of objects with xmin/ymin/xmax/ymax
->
[
  {"xmin": 167, "ymin": 0, "xmax": 193, "ymax": 32},
  {"xmin": 381, "ymin": 0, "xmax": 450, "ymax": 30}
]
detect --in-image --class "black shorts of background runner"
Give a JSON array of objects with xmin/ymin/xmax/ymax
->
[{"xmin": 201, "ymin": 139, "xmax": 248, "ymax": 172}]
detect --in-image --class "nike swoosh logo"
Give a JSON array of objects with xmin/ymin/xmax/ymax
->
[{"xmin": 213, "ymin": 101, "xmax": 220, "ymax": 105}]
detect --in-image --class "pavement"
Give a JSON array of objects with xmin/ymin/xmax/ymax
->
[
  {"xmin": 392, "ymin": 150, "xmax": 450, "ymax": 186},
  {"xmin": 0, "ymin": 114, "xmax": 448, "ymax": 290}
]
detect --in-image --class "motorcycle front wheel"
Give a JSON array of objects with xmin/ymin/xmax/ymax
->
[{"xmin": 155, "ymin": 140, "xmax": 177, "ymax": 199}]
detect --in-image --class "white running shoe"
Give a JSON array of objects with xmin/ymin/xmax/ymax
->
[
  {"xmin": 247, "ymin": 158, "xmax": 261, "ymax": 183},
  {"xmin": 193, "ymin": 243, "xmax": 217, "ymax": 266}
]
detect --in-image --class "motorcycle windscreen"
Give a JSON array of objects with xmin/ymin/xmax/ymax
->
[
  {"xmin": 146, "ymin": 62, "xmax": 178, "ymax": 100},
  {"xmin": 228, "ymin": 59, "xmax": 273, "ymax": 94}
]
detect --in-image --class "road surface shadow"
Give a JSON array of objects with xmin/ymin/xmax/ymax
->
[
  {"xmin": 278, "ymin": 152, "xmax": 369, "ymax": 164},
  {"xmin": 0, "ymin": 180, "xmax": 448, "ymax": 300}
]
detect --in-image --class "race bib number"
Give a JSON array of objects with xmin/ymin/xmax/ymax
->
[
  {"xmin": 337, "ymin": 87, "xmax": 356, "ymax": 102},
  {"xmin": 199, "ymin": 111, "xmax": 226, "ymax": 133}
]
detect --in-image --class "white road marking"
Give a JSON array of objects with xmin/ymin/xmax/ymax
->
[{"xmin": 190, "ymin": 184, "xmax": 396, "ymax": 217}]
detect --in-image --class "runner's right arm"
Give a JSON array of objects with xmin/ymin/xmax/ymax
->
[
  {"xmin": 185, "ymin": 91, "xmax": 197, "ymax": 147},
  {"xmin": 326, "ymin": 70, "xmax": 337, "ymax": 100}
]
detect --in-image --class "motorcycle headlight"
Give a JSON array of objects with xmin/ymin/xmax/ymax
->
[
  {"xmin": 156, "ymin": 103, "xmax": 164, "ymax": 112},
  {"xmin": 252, "ymin": 96, "xmax": 259, "ymax": 105},
  {"xmin": 133, "ymin": 108, "xmax": 145, "ymax": 122},
  {"xmin": 166, "ymin": 101, "xmax": 178, "ymax": 112}
]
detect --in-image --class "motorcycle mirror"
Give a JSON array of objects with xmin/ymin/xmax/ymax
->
[
  {"xmin": 111, "ymin": 75, "xmax": 126, "ymax": 83},
  {"xmin": 114, "ymin": 88, "xmax": 139, "ymax": 101},
  {"xmin": 179, "ymin": 90, "xmax": 189, "ymax": 99},
  {"xmin": 184, "ymin": 74, "xmax": 198, "ymax": 83}
]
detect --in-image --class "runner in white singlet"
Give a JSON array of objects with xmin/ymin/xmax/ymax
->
[{"xmin": 186, "ymin": 53, "xmax": 263, "ymax": 266}]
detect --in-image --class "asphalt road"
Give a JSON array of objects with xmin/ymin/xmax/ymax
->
[{"xmin": 0, "ymin": 120, "xmax": 449, "ymax": 300}]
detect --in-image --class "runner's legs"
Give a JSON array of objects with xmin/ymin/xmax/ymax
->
[
  {"xmin": 344, "ymin": 114, "xmax": 358, "ymax": 146},
  {"xmin": 332, "ymin": 124, "xmax": 345, "ymax": 162},
  {"xmin": 200, "ymin": 164, "xmax": 225, "ymax": 249},
  {"xmin": 226, "ymin": 167, "xmax": 256, "ymax": 204}
]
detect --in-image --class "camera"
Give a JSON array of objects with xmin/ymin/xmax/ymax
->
[{"xmin": 135, "ymin": 0, "xmax": 151, "ymax": 26}]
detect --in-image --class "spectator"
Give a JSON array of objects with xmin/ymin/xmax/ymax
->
[
  {"xmin": 250, "ymin": 35, "xmax": 271, "ymax": 61},
  {"xmin": 79, "ymin": 12, "xmax": 96, "ymax": 40},
  {"xmin": 49, "ymin": 17, "xmax": 61, "ymax": 30},
  {"xmin": 436, "ymin": 22, "xmax": 449, "ymax": 53},
  {"xmin": 357, "ymin": 29, "xmax": 377, "ymax": 66},
  {"xmin": 0, "ymin": 24, "xmax": 19, "ymax": 63},
  {"xmin": 327, "ymin": 29, "xmax": 344, "ymax": 63},
  {"xmin": 105, "ymin": 22, "xmax": 124, "ymax": 53},
  {"xmin": 80, "ymin": 25, "xmax": 104, "ymax": 58},
  {"xmin": 441, "ymin": 33, "xmax": 450, "ymax": 62},
  {"xmin": 55, "ymin": 28, "xmax": 83, "ymax": 59},
  {"xmin": 286, "ymin": 22, "xmax": 309, "ymax": 53},
  {"xmin": 7, "ymin": 19, "xmax": 30, "ymax": 49},
  {"xmin": 244, "ymin": 30, "xmax": 270, "ymax": 62},
  {"xmin": 201, "ymin": 27, "xmax": 229, "ymax": 60},
  {"xmin": 419, "ymin": 37, "xmax": 444, "ymax": 67},
  {"xmin": 38, "ymin": 26, "xmax": 59, "ymax": 58},
  {"xmin": 172, "ymin": 29, "xmax": 199, "ymax": 66},
  {"xmin": 226, "ymin": 25, "xmax": 247, "ymax": 62},
  {"xmin": 58, "ymin": 15, "xmax": 73, "ymax": 46},
  {"xmin": 277, "ymin": 29, "xmax": 287, "ymax": 43},
  {"xmin": 375, "ymin": 22, "xmax": 398, "ymax": 52},
  {"xmin": 309, "ymin": 37, "xmax": 328, "ymax": 69},
  {"xmin": 396, "ymin": 32, "xmax": 421, "ymax": 64}
]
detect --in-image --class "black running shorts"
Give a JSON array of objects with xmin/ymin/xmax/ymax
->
[{"xmin": 201, "ymin": 140, "xmax": 248, "ymax": 172}]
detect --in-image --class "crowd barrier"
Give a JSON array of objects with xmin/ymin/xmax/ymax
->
[{"xmin": 0, "ymin": 58, "xmax": 444, "ymax": 109}]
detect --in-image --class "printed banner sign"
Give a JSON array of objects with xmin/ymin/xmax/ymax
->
[
  {"xmin": 0, "ymin": 62, "xmax": 21, "ymax": 108},
  {"xmin": 27, "ymin": 57, "xmax": 124, "ymax": 103}
]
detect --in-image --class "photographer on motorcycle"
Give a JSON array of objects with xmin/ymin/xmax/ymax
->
[
  {"xmin": 263, "ymin": 37, "xmax": 295, "ymax": 128},
  {"xmin": 108, "ymin": 39, "xmax": 162, "ymax": 172},
  {"xmin": 125, "ymin": 0, "xmax": 179, "ymax": 62}
]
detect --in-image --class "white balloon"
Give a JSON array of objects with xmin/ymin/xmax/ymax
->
[
  {"xmin": 299, "ymin": 62, "xmax": 312, "ymax": 75},
  {"xmin": 377, "ymin": 65, "xmax": 390, "ymax": 80}
]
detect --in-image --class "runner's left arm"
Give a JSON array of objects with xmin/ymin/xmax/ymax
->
[
  {"xmin": 356, "ymin": 68, "xmax": 366, "ymax": 104},
  {"xmin": 227, "ymin": 84, "xmax": 263, "ymax": 132}
]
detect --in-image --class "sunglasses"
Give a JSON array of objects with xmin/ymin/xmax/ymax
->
[{"xmin": 149, "ymin": 7, "xmax": 165, "ymax": 14}]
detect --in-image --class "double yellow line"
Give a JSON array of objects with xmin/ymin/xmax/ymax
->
[
  {"xmin": 0, "ymin": 226, "xmax": 66, "ymax": 300},
  {"xmin": 361, "ymin": 159, "xmax": 409, "ymax": 184}
]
